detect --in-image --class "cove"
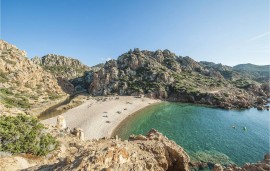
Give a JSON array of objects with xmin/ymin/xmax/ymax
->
[{"xmin": 113, "ymin": 102, "xmax": 270, "ymax": 166}]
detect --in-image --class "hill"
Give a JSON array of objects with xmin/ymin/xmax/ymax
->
[
  {"xmin": 0, "ymin": 41, "xmax": 269, "ymax": 114},
  {"xmin": 32, "ymin": 54, "xmax": 91, "ymax": 80},
  {"xmin": 32, "ymin": 54, "xmax": 92, "ymax": 93},
  {"xmin": 233, "ymin": 63, "xmax": 270, "ymax": 83},
  {"xmin": 0, "ymin": 40, "xmax": 66, "ymax": 115},
  {"xmin": 87, "ymin": 48, "xmax": 269, "ymax": 109}
]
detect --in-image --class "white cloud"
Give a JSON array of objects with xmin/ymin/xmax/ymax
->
[{"xmin": 247, "ymin": 31, "xmax": 270, "ymax": 42}]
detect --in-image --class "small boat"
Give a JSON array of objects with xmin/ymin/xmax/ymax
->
[
  {"xmin": 232, "ymin": 126, "xmax": 236, "ymax": 129},
  {"xmin": 243, "ymin": 127, "xmax": 247, "ymax": 131}
]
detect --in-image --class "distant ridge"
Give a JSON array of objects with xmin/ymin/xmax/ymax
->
[{"xmin": 233, "ymin": 63, "xmax": 270, "ymax": 72}]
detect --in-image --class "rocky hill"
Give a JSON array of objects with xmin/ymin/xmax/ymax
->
[
  {"xmin": 32, "ymin": 54, "xmax": 92, "ymax": 93},
  {"xmin": 0, "ymin": 40, "xmax": 66, "ymax": 115},
  {"xmin": 32, "ymin": 54, "xmax": 91, "ymax": 80},
  {"xmin": 87, "ymin": 48, "xmax": 269, "ymax": 109},
  {"xmin": 233, "ymin": 63, "xmax": 270, "ymax": 83},
  {"xmin": 1, "ymin": 41, "xmax": 268, "ymax": 114}
]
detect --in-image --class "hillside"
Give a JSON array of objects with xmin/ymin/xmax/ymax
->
[
  {"xmin": 1, "ymin": 41, "xmax": 269, "ymax": 113},
  {"xmin": 32, "ymin": 54, "xmax": 92, "ymax": 93},
  {"xmin": 32, "ymin": 54, "xmax": 91, "ymax": 80},
  {"xmin": 87, "ymin": 48, "xmax": 269, "ymax": 109},
  {"xmin": 233, "ymin": 63, "xmax": 270, "ymax": 83},
  {"xmin": 0, "ymin": 40, "xmax": 66, "ymax": 115},
  {"xmin": 233, "ymin": 63, "xmax": 269, "ymax": 72}
]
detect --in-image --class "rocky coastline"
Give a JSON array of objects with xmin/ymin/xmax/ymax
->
[{"xmin": 2, "ymin": 120, "xmax": 268, "ymax": 171}]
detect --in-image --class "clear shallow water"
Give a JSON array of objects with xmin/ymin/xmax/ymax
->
[{"xmin": 114, "ymin": 102, "xmax": 270, "ymax": 166}]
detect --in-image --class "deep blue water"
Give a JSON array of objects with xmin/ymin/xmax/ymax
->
[{"xmin": 114, "ymin": 102, "xmax": 270, "ymax": 166}]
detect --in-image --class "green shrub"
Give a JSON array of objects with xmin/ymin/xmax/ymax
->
[
  {"xmin": 47, "ymin": 92, "xmax": 61, "ymax": 100},
  {"xmin": 0, "ymin": 96, "xmax": 31, "ymax": 109},
  {"xmin": 0, "ymin": 88, "xmax": 13, "ymax": 95},
  {"xmin": 0, "ymin": 115, "xmax": 58, "ymax": 156},
  {"xmin": 0, "ymin": 70, "xmax": 8, "ymax": 82}
]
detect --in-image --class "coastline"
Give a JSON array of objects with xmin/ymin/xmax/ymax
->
[
  {"xmin": 111, "ymin": 102, "xmax": 163, "ymax": 138},
  {"xmin": 42, "ymin": 96, "xmax": 161, "ymax": 139}
]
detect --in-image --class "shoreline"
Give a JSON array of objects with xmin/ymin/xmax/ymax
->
[
  {"xmin": 111, "ymin": 102, "xmax": 162, "ymax": 138},
  {"xmin": 42, "ymin": 96, "xmax": 161, "ymax": 139}
]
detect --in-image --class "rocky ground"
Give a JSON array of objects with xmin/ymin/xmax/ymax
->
[{"xmin": 1, "ymin": 124, "xmax": 190, "ymax": 171}]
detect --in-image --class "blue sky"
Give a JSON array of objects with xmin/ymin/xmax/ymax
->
[{"xmin": 1, "ymin": 0, "xmax": 269, "ymax": 66}]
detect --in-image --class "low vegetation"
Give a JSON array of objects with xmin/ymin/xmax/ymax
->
[
  {"xmin": 47, "ymin": 92, "xmax": 62, "ymax": 100},
  {"xmin": 0, "ymin": 115, "xmax": 58, "ymax": 156},
  {"xmin": 0, "ymin": 70, "xmax": 8, "ymax": 82},
  {"xmin": 0, "ymin": 89, "xmax": 31, "ymax": 109}
]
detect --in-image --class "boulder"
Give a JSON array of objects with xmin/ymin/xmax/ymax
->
[
  {"xmin": 214, "ymin": 164, "xmax": 224, "ymax": 171},
  {"xmin": 57, "ymin": 116, "xmax": 66, "ymax": 129}
]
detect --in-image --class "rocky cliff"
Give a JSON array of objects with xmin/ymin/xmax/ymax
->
[
  {"xmin": 0, "ymin": 40, "xmax": 66, "ymax": 115},
  {"xmin": 87, "ymin": 48, "xmax": 269, "ymax": 109}
]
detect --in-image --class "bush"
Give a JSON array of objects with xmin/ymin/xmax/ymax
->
[
  {"xmin": 0, "ymin": 70, "xmax": 8, "ymax": 82},
  {"xmin": 0, "ymin": 96, "xmax": 31, "ymax": 109},
  {"xmin": 0, "ymin": 88, "xmax": 13, "ymax": 95},
  {"xmin": 0, "ymin": 115, "xmax": 58, "ymax": 156},
  {"xmin": 47, "ymin": 92, "xmax": 61, "ymax": 100}
]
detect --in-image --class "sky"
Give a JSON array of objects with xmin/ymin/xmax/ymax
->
[{"xmin": 1, "ymin": 0, "xmax": 269, "ymax": 66}]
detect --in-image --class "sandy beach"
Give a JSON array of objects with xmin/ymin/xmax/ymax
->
[{"xmin": 42, "ymin": 96, "xmax": 160, "ymax": 139}]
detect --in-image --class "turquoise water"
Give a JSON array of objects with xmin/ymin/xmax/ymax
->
[{"xmin": 114, "ymin": 102, "xmax": 270, "ymax": 166}]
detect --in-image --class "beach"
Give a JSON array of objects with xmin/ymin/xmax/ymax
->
[{"xmin": 42, "ymin": 96, "xmax": 160, "ymax": 139}]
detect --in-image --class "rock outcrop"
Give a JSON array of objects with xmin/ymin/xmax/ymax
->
[
  {"xmin": 32, "ymin": 54, "xmax": 90, "ymax": 80},
  {"xmin": 32, "ymin": 54, "xmax": 92, "ymax": 94},
  {"xmin": 0, "ymin": 40, "xmax": 66, "ymax": 115},
  {"xmin": 25, "ymin": 128, "xmax": 190, "ymax": 171},
  {"xmin": 216, "ymin": 153, "xmax": 270, "ymax": 171}
]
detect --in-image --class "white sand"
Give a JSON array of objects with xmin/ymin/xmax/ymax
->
[{"xmin": 42, "ymin": 96, "xmax": 160, "ymax": 140}]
